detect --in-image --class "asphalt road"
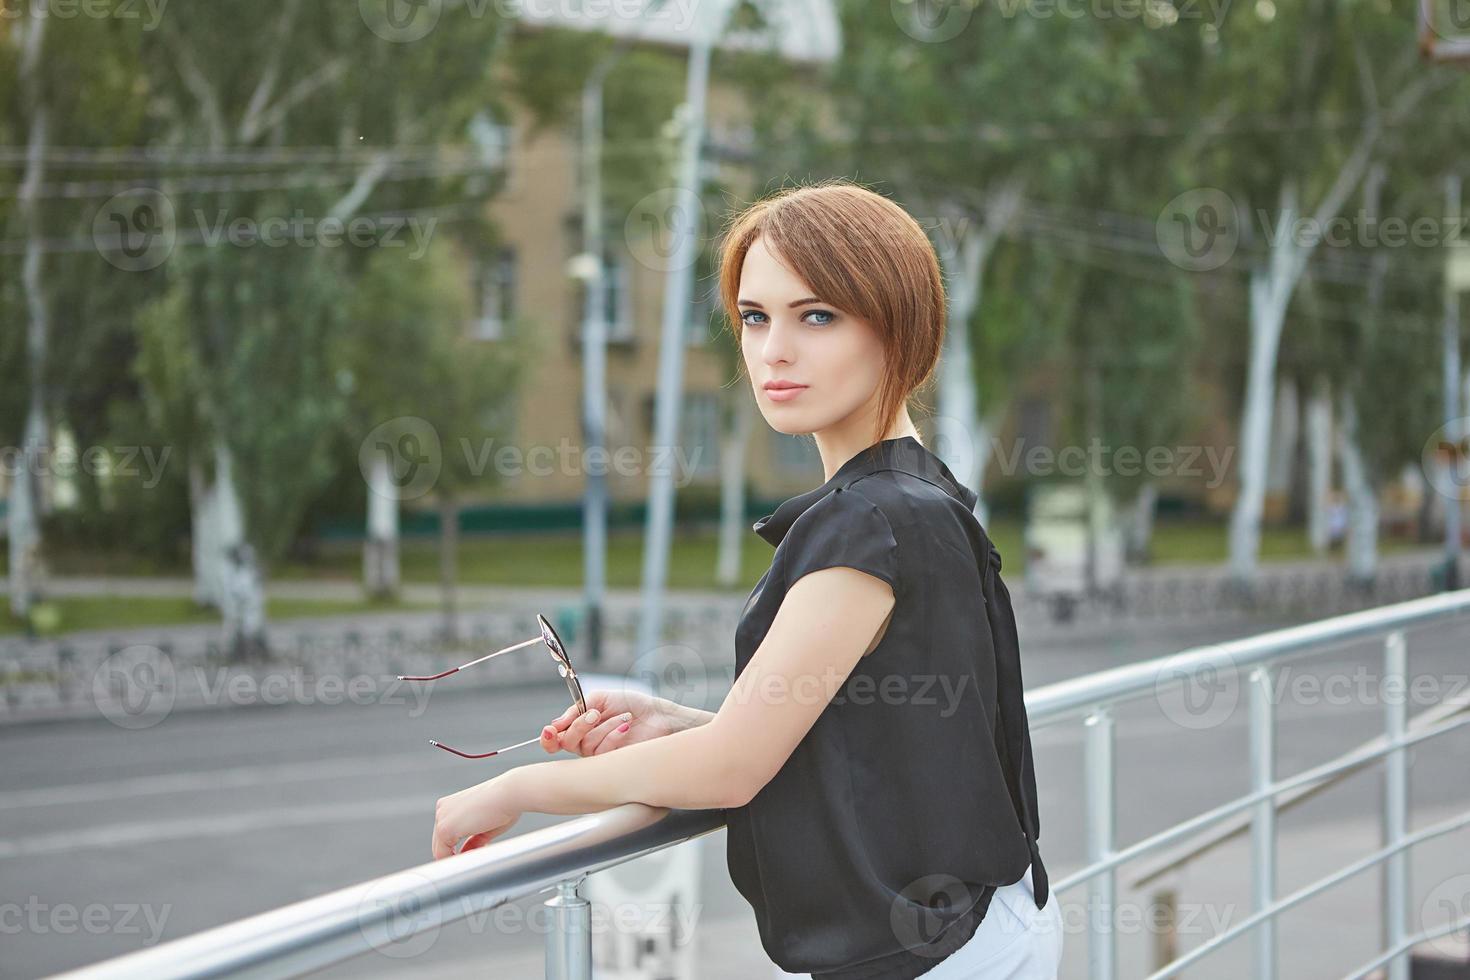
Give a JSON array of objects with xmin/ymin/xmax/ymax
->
[{"xmin": 3, "ymin": 611, "xmax": 1468, "ymax": 979}]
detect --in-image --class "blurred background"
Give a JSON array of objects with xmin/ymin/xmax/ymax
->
[{"xmin": 4, "ymin": 1, "xmax": 1470, "ymax": 977}]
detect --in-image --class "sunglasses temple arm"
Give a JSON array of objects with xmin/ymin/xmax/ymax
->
[
  {"xmin": 428, "ymin": 733, "xmax": 541, "ymax": 760},
  {"xmin": 398, "ymin": 635, "xmax": 544, "ymax": 681}
]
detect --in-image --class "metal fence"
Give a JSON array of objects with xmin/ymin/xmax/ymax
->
[{"xmin": 42, "ymin": 587, "xmax": 1470, "ymax": 979}]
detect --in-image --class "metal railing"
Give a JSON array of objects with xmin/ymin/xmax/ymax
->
[{"xmin": 50, "ymin": 588, "xmax": 1470, "ymax": 979}]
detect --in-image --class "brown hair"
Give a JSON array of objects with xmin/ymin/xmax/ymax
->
[{"xmin": 717, "ymin": 178, "xmax": 947, "ymax": 447}]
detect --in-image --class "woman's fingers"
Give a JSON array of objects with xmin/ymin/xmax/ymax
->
[
  {"xmin": 556, "ymin": 707, "xmax": 603, "ymax": 752},
  {"xmin": 581, "ymin": 712, "xmax": 633, "ymax": 755},
  {"xmin": 542, "ymin": 698, "xmax": 608, "ymax": 753},
  {"xmin": 589, "ymin": 716, "xmax": 634, "ymax": 755}
]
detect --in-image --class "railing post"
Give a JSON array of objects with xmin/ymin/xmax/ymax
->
[
  {"xmin": 1085, "ymin": 705, "xmax": 1116, "ymax": 980},
  {"xmin": 545, "ymin": 876, "xmax": 591, "ymax": 980},
  {"xmin": 1382, "ymin": 630, "xmax": 1409, "ymax": 980},
  {"xmin": 1249, "ymin": 665, "xmax": 1277, "ymax": 980}
]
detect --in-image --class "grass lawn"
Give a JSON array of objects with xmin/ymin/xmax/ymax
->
[
  {"xmin": 1, "ymin": 519, "xmax": 1431, "ymax": 640},
  {"xmin": 0, "ymin": 595, "xmax": 437, "ymax": 638}
]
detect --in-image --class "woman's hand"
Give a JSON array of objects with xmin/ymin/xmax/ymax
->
[
  {"xmin": 540, "ymin": 689, "xmax": 693, "ymax": 757},
  {"xmin": 431, "ymin": 774, "xmax": 522, "ymax": 860}
]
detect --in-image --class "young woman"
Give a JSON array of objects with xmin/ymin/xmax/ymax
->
[{"xmin": 430, "ymin": 179, "xmax": 1062, "ymax": 978}]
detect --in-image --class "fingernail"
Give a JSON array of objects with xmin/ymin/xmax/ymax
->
[
  {"xmin": 584, "ymin": 709, "xmax": 599, "ymax": 721},
  {"xmin": 617, "ymin": 722, "xmax": 630, "ymax": 732},
  {"xmin": 622, "ymin": 713, "xmax": 632, "ymax": 722}
]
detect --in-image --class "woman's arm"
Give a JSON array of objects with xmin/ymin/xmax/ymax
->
[
  {"xmin": 431, "ymin": 566, "xmax": 895, "ymax": 858},
  {"xmin": 661, "ymin": 699, "xmax": 716, "ymax": 733}
]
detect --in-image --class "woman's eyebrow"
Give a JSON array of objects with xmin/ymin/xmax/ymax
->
[{"xmin": 737, "ymin": 297, "xmax": 824, "ymax": 309}]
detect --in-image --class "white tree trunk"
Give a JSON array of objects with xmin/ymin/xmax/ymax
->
[
  {"xmin": 200, "ymin": 440, "xmax": 266, "ymax": 655},
  {"xmin": 1228, "ymin": 261, "xmax": 1291, "ymax": 582},
  {"xmin": 1267, "ymin": 374, "xmax": 1299, "ymax": 500},
  {"xmin": 1305, "ymin": 375, "xmax": 1334, "ymax": 555},
  {"xmin": 11, "ymin": 10, "xmax": 49, "ymax": 619},
  {"xmin": 932, "ymin": 182, "xmax": 1022, "ymax": 527},
  {"xmin": 8, "ymin": 409, "xmax": 45, "ymax": 618},
  {"xmin": 190, "ymin": 455, "xmax": 220, "ymax": 607},
  {"xmin": 1127, "ymin": 482, "xmax": 1159, "ymax": 560},
  {"xmin": 1336, "ymin": 393, "xmax": 1378, "ymax": 581},
  {"xmin": 716, "ymin": 391, "xmax": 754, "ymax": 587},
  {"xmin": 363, "ymin": 452, "xmax": 400, "ymax": 598}
]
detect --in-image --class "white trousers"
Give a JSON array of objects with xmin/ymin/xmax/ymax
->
[{"xmin": 772, "ymin": 863, "xmax": 1064, "ymax": 979}]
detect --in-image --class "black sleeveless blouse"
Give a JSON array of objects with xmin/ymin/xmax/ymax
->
[{"xmin": 724, "ymin": 436, "xmax": 1049, "ymax": 979}]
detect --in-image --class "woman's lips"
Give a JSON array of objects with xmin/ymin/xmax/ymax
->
[{"xmin": 764, "ymin": 385, "xmax": 807, "ymax": 403}]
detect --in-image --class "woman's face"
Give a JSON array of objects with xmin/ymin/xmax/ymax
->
[{"xmin": 737, "ymin": 236, "xmax": 887, "ymax": 437}]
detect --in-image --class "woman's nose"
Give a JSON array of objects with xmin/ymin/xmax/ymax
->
[{"xmin": 761, "ymin": 320, "xmax": 796, "ymax": 365}]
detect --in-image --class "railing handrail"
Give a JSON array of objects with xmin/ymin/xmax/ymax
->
[
  {"xmin": 48, "ymin": 804, "xmax": 725, "ymax": 979},
  {"xmin": 1024, "ymin": 586, "xmax": 1470, "ymax": 724},
  {"xmin": 48, "ymin": 586, "xmax": 1470, "ymax": 979}
]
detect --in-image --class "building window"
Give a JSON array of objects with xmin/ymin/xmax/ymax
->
[
  {"xmin": 687, "ymin": 277, "xmax": 716, "ymax": 347},
  {"xmin": 681, "ymin": 392, "xmax": 720, "ymax": 477},
  {"xmin": 772, "ymin": 431, "xmax": 820, "ymax": 475},
  {"xmin": 603, "ymin": 244, "xmax": 635, "ymax": 343},
  {"xmin": 472, "ymin": 246, "xmax": 516, "ymax": 341},
  {"xmin": 466, "ymin": 110, "xmax": 513, "ymax": 194},
  {"xmin": 1018, "ymin": 395, "xmax": 1051, "ymax": 450}
]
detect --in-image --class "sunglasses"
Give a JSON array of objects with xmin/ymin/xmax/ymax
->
[{"xmin": 398, "ymin": 613, "xmax": 588, "ymax": 760}]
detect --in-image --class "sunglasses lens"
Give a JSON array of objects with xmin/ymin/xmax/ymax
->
[
  {"xmin": 565, "ymin": 673, "xmax": 586, "ymax": 714},
  {"xmin": 538, "ymin": 614, "xmax": 585, "ymax": 712}
]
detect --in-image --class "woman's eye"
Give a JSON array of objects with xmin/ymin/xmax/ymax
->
[{"xmin": 739, "ymin": 309, "xmax": 834, "ymax": 327}]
